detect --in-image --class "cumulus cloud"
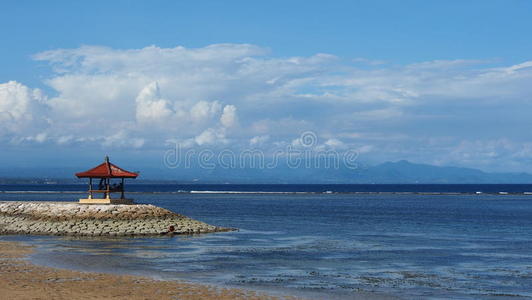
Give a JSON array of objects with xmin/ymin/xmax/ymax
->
[
  {"xmin": 0, "ymin": 43, "xmax": 531, "ymax": 171},
  {"xmin": 324, "ymin": 138, "xmax": 345, "ymax": 149},
  {"xmin": 194, "ymin": 128, "xmax": 227, "ymax": 146},
  {"xmin": 24, "ymin": 43, "xmax": 336, "ymax": 147},
  {"xmin": 220, "ymin": 105, "xmax": 238, "ymax": 128},
  {"xmin": 135, "ymin": 82, "xmax": 174, "ymax": 124},
  {"xmin": 0, "ymin": 81, "xmax": 49, "ymax": 139},
  {"xmin": 249, "ymin": 135, "xmax": 270, "ymax": 146}
]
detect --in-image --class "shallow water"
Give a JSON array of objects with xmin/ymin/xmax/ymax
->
[{"xmin": 2, "ymin": 185, "xmax": 532, "ymax": 299}]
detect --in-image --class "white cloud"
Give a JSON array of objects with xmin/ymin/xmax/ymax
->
[
  {"xmin": 220, "ymin": 105, "xmax": 238, "ymax": 128},
  {"xmin": 135, "ymin": 82, "xmax": 174, "ymax": 123},
  {"xmin": 324, "ymin": 138, "xmax": 345, "ymax": 148},
  {"xmin": 249, "ymin": 135, "xmax": 269, "ymax": 146},
  {"xmin": 0, "ymin": 81, "xmax": 48, "ymax": 131},
  {"xmin": 0, "ymin": 44, "xmax": 531, "ymax": 171},
  {"xmin": 102, "ymin": 131, "xmax": 145, "ymax": 149},
  {"xmin": 194, "ymin": 128, "xmax": 227, "ymax": 146},
  {"xmin": 190, "ymin": 101, "xmax": 222, "ymax": 123},
  {"xmin": 28, "ymin": 44, "xmax": 338, "ymax": 148}
]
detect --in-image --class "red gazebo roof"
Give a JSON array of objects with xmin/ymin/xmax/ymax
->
[{"xmin": 76, "ymin": 157, "xmax": 138, "ymax": 178}]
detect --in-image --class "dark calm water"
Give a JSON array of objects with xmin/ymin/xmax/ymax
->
[
  {"xmin": 2, "ymin": 183, "xmax": 532, "ymax": 194},
  {"xmin": 2, "ymin": 184, "xmax": 532, "ymax": 299}
]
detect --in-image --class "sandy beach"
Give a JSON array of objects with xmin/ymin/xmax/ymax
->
[{"xmin": 0, "ymin": 241, "xmax": 301, "ymax": 300}]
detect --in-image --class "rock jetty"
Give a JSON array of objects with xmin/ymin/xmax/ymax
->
[{"xmin": 0, "ymin": 201, "xmax": 234, "ymax": 236}]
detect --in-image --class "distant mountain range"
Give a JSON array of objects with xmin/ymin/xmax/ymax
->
[
  {"xmin": 1, "ymin": 160, "xmax": 531, "ymax": 184},
  {"xmin": 353, "ymin": 160, "xmax": 532, "ymax": 184},
  {"xmin": 185, "ymin": 160, "xmax": 532, "ymax": 184}
]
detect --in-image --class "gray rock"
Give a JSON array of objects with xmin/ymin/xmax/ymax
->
[{"xmin": 0, "ymin": 201, "xmax": 234, "ymax": 237}]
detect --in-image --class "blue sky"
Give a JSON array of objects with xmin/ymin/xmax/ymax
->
[
  {"xmin": 1, "ymin": 1, "xmax": 532, "ymax": 174},
  {"xmin": 3, "ymin": 0, "xmax": 532, "ymax": 86}
]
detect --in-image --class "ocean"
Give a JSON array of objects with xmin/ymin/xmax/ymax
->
[{"xmin": 1, "ymin": 184, "xmax": 532, "ymax": 299}]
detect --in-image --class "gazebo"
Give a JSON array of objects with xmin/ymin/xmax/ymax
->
[{"xmin": 75, "ymin": 156, "xmax": 138, "ymax": 204}]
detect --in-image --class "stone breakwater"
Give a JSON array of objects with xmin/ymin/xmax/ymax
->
[{"xmin": 0, "ymin": 202, "xmax": 234, "ymax": 236}]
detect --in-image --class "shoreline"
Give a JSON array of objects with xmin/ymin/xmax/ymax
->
[
  {"xmin": 2, "ymin": 237, "xmax": 398, "ymax": 300},
  {"xmin": 0, "ymin": 240, "xmax": 303, "ymax": 300}
]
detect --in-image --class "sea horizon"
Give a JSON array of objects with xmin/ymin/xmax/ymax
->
[{"xmin": 2, "ymin": 182, "xmax": 532, "ymax": 194}]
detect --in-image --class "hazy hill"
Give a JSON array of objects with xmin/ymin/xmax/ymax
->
[
  {"xmin": 354, "ymin": 160, "xmax": 532, "ymax": 184},
  {"xmin": 1, "ymin": 160, "xmax": 531, "ymax": 184}
]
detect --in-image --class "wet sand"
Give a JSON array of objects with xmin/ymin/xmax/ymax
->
[{"xmin": 0, "ymin": 241, "xmax": 300, "ymax": 300}]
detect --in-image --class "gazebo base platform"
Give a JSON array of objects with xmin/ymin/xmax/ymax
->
[{"xmin": 79, "ymin": 198, "xmax": 134, "ymax": 205}]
